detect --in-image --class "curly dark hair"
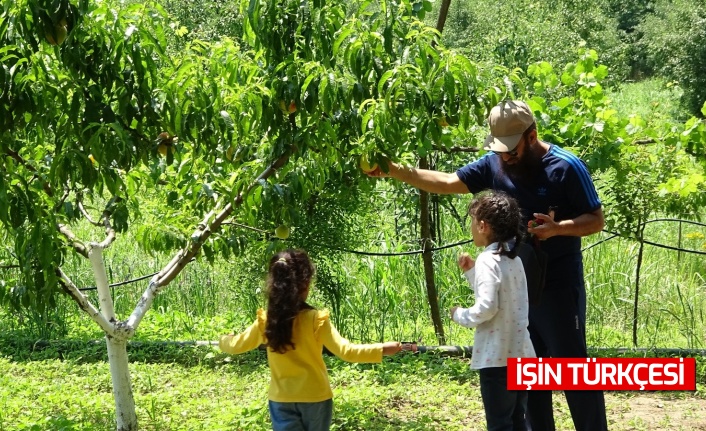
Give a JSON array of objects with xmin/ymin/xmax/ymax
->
[
  {"xmin": 468, "ymin": 191, "xmax": 524, "ymax": 258},
  {"xmin": 265, "ymin": 249, "xmax": 315, "ymax": 354}
]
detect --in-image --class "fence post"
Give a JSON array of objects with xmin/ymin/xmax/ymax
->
[
  {"xmin": 677, "ymin": 220, "xmax": 683, "ymax": 264},
  {"xmin": 632, "ymin": 238, "xmax": 645, "ymax": 348}
]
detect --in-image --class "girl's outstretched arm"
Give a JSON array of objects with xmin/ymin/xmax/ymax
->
[
  {"xmin": 382, "ymin": 341, "xmax": 402, "ymax": 356},
  {"xmin": 318, "ymin": 316, "xmax": 384, "ymax": 363},
  {"xmin": 451, "ymin": 258, "xmax": 500, "ymax": 328},
  {"xmin": 219, "ymin": 314, "xmax": 264, "ymax": 355}
]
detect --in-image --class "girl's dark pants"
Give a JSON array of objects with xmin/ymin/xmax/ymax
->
[{"xmin": 480, "ymin": 366, "xmax": 529, "ymax": 431}]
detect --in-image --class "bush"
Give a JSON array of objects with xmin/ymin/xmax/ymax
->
[
  {"xmin": 638, "ymin": 0, "xmax": 706, "ymax": 116},
  {"xmin": 160, "ymin": 0, "xmax": 244, "ymax": 43},
  {"xmin": 605, "ymin": 0, "xmax": 654, "ymax": 78},
  {"xmin": 434, "ymin": 0, "xmax": 630, "ymax": 83}
]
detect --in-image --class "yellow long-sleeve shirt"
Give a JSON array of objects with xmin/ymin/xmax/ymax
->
[{"xmin": 219, "ymin": 308, "xmax": 383, "ymax": 402}]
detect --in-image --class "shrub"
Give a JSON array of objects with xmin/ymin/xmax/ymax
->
[
  {"xmin": 435, "ymin": 0, "xmax": 630, "ymax": 83},
  {"xmin": 604, "ymin": 0, "xmax": 654, "ymax": 79},
  {"xmin": 638, "ymin": 0, "xmax": 706, "ymax": 116}
]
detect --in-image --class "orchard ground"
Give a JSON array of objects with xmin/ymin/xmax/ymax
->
[
  {"xmin": 1, "ymin": 347, "xmax": 704, "ymax": 430},
  {"xmin": 609, "ymin": 393, "xmax": 706, "ymax": 430}
]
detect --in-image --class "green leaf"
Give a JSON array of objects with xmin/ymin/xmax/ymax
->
[{"xmin": 333, "ymin": 27, "xmax": 353, "ymax": 55}]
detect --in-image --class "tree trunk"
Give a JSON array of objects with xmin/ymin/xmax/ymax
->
[
  {"xmin": 632, "ymin": 237, "xmax": 645, "ymax": 348},
  {"xmin": 426, "ymin": 0, "xmax": 451, "ymax": 344},
  {"xmin": 64, "ymin": 150, "xmax": 297, "ymax": 431},
  {"xmin": 419, "ymin": 157, "xmax": 446, "ymax": 344},
  {"xmin": 436, "ymin": 0, "xmax": 452, "ymax": 33},
  {"xmin": 60, "ymin": 149, "xmax": 296, "ymax": 431},
  {"xmin": 89, "ymin": 247, "xmax": 138, "ymax": 431},
  {"xmin": 106, "ymin": 338, "xmax": 137, "ymax": 431}
]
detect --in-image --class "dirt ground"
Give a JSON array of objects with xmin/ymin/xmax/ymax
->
[{"xmin": 606, "ymin": 392, "xmax": 706, "ymax": 430}]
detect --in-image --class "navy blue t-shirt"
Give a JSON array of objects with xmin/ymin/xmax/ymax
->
[{"xmin": 456, "ymin": 144, "xmax": 601, "ymax": 290}]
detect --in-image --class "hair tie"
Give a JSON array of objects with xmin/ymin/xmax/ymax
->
[{"xmin": 277, "ymin": 257, "xmax": 287, "ymax": 263}]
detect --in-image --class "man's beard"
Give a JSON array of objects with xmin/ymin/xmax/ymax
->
[{"xmin": 500, "ymin": 146, "xmax": 543, "ymax": 183}]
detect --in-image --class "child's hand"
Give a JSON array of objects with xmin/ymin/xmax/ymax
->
[
  {"xmin": 457, "ymin": 252, "xmax": 474, "ymax": 272},
  {"xmin": 450, "ymin": 306, "xmax": 459, "ymax": 319},
  {"xmin": 401, "ymin": 342, "xmax": 418, "ymax": 352},
  {"xmin": 382, "ymin": 341, "xmax": 402, "ymax": 355}
]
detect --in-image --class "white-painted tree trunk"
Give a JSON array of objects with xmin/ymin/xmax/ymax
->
[
  {"xmin": 89, "ymin": 246, "xmax": 138, "ymax": 431},
  {"xmin": 106, "ymin": 337, "xmax": 137, "ymax": 431}
]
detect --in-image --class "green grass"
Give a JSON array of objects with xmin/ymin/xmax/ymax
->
[
  {"xmin": 606, "ymin": 78, "xmax": 688, "ymax": 123},
  {"xmin": 583, "ymin": 221, "xmax": 706, "ymax": 350},
  {"xmin": 0, "ymin": 345, "xmax": 704, "ymax": 431},
  {"xmin": 0, "ymin": 349, "xmax": 482, "ymax": 431}
]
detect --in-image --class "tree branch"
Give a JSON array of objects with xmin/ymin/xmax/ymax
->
[
  {"xmin": 4, "ymin": 149, "xmax": 54, "ymax": 197},
  {"xmin": 79, "ymin": 202, "xmax": 102, "ymax": 226},
  {"xmin": 97, "ymin": 200, "xmax": 117, "ymax": 250},
  {"xmin": 53, "ymin": 189, "xmax": 70, "ymax": 213},
  {"xmin": 57, "ymin": 224, "xmax": 89, "ymax": 258},
  {"xmin": 432, "ymin": 145, "xmax": 479, "ymax": 154},
  {"xmin": 117, "ymin": 117, "xmax": 153, "ymax": 149},
  {"xmin": 222, "ymin": 221, "xmax": 270, "ymax": 235},
  {"xmin": 635, "ymin": 138, "xmax": 656, "ymax": 145},
  {"xmin": 126, "ymin": 144, "xmax": 297, "ymax": 330},
  {"xmin": 435, "ymin": 0, "xmax": 452, "ymax": 33},
  {"xmin": 57, "ymin": 269, "xmax": 116, "ymax": 337}
]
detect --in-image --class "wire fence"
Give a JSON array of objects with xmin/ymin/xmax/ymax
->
[
  {"xmin": 77, "ymin": 217, "xmax": 706, "ymax": 291},
  {"xmin": 2, "ymin": 216, "xmax": 702, "ymax": 355}
]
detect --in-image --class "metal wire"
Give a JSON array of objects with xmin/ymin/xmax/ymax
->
[{"xmin": 76, "ymin": 218, "xmax": 705, "ymax": 290}]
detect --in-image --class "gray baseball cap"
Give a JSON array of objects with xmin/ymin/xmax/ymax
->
[{"xmin": 483, "ymin": 100, "xmax": 535, "ymax": 152}]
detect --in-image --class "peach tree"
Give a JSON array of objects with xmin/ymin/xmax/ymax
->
[{"xmin": 0, "ymin": 0, "xmax": 496, "ymax": 429}]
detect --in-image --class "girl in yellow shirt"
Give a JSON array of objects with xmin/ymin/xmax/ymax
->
[{"xmin": 220, "ymin": 249, "xmax": 402, "ymax": 431}]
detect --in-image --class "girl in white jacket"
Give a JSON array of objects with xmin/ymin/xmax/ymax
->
[{"xmin": 451, "ymin": 191, "xmax": 535, "ymax": 431}]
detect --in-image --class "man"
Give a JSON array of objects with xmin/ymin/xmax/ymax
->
[{"xmin": 368, "ymin": 100, "xmax": 608, "ymax": 431}]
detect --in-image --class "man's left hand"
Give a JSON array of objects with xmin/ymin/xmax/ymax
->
[{"xmin": 527, "ymin": 211, "xmax": 557, "ymax": 240}]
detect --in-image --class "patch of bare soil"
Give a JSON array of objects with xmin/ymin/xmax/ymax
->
[{"xmin": 606, "ymin": 392, "xmax": 706, "ymax": 430}]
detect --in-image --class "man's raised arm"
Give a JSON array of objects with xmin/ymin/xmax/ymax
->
[{"xmin": 367, "ymin": 161, "xmax": 470, "ymax": 195}]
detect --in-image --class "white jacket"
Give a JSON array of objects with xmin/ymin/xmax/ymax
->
[{"xmin": 452, "ymin": 242, "xmax": 536, "ymax": 369}]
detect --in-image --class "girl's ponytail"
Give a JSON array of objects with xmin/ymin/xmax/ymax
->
[
  {"xmin": 507, "ymin": 232, "xmax": 523, "ymax": 259},
  {"xmin": 265, "ymin": 250, "xmax": 315, "ymax": 353}
]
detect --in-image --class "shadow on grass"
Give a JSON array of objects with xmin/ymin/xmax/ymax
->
[
  {"xmin": 0, "ymin": 336, "xmax": 244, "ymax": 367},
  {"xmin": 2, "ymin": 336, "xmax": 703, "ymax": 386},
  {"xmin": 0, "ymin": 336, "xmax": 475, "ymax": 384}
]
